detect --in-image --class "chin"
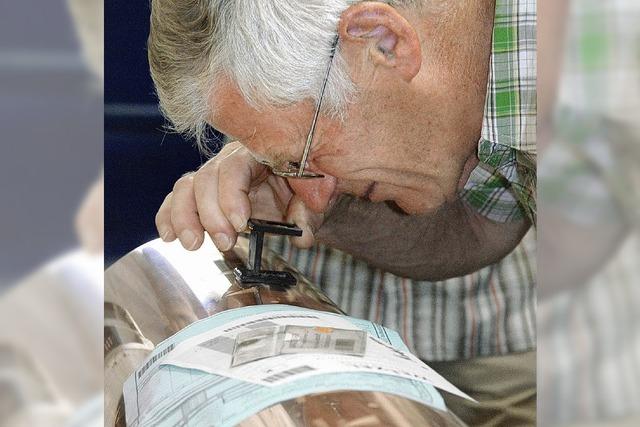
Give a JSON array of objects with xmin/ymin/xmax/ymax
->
[{"xmin": 394, "ymin": 195, "xmax": 445, "ymax": 216}]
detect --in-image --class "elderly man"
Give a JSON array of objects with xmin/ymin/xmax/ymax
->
[{"xmin": 150, "ymin": 0, "xmax": 536, "ymax": 425}]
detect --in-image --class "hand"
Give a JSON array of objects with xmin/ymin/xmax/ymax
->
[{"xmin": 155, "ymin": 142, "xmax": 322, "ymax": 251}]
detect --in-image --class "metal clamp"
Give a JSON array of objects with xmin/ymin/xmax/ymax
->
[{"xmin": 233, "ymin": 219, "xmax": 302, "ymax": 289}]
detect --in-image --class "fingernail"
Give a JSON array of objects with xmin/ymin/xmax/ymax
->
[
  {"xmin": 229, "ymin": 214, "xmax": 247, "ymax": 232},
  {"xmin": 159, "ymin": 228, "xmax": 172, "ymax": 241},
  {"xmin": 213, "ymin": 233, "xmax": 233, "ymax": 251},
  {"xmin": 179, "ymin": 230, "xmax": 199, "ymax": 250}
]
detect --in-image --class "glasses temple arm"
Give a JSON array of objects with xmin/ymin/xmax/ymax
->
[{"xmin": 297, "ymin": 36, "xmax": 339, "ymax": 177}]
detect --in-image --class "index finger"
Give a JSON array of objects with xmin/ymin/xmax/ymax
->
[
  {"xmin": 216, "ymin": 146, "xmax": 271, "ymax": 231},
  {"xmin": 193, "ymin": 160, "xmax": 237, "ymax": 251}
]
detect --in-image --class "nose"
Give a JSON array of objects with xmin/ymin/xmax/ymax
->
[{"xmin": 287, "ymin": 175, "xmax": 337, "ymax": 213}]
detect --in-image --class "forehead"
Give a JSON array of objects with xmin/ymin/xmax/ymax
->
[
  {"xmin": 209, "ymin": 77, "xmax": 308, "ymax": 132},
  {"xmin": 208, "ymin": 77, "xmax": 259, "ymax": 139},
  {"xmin": 207, "ymin": 76, "xmax": 311, "ymax": 163}
]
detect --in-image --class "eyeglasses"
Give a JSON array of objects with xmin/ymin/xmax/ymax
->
[{"xmin": 266, "ymin": 36, "xmax": 339, "ymax": 179}]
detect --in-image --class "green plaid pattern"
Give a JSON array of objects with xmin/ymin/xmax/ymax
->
[
  {"xmin": 461, "ymin": 0, "xmax": 537, "ymax": 224},
  {"xmin": 542, "ymin": 0, "xmax": 640, "ymax": 226},
  {"xmin": 554, "ymin": 0, "xmax": 640, "ymax": 224},
  {"xmin": 559, "ymin": 0, "xmax": 640, "ymax": 128}
]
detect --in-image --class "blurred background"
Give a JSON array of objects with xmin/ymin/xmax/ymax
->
[
  {"xmin": 0, "ymin": 0, "xmax": 102, "ymax": 284},
  {"xmin": 0, "ymin": 0, "xmax": 638, "ymax": 426},
  {"xmin": 537, "ymin": 0, "xmax": 640, "ymax": 425},
  {"xmin": 0, "ymin": 0, "xmax": 104, "ymax": 425},
  {"xmin": 104, "ymin": 0, "xmax": 221, "ymax": 267}
]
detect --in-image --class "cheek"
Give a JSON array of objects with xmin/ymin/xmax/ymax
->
[{"xmin": 312, "ymin": 132, "xmax": 371, "ymax": 177}]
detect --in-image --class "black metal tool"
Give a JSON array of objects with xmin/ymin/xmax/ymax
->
[{"xmin": 233, "ymin": 219, "xmax": 302, "ymax": 289}]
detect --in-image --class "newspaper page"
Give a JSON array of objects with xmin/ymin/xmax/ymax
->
[{"xmin": 123, "ymin": 304, "xmax": 466, "ymax": 426}]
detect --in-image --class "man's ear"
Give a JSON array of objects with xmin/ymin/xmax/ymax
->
[{"xmin": 339, "ymin": 2, "xmax": 421, "ymax": 81}]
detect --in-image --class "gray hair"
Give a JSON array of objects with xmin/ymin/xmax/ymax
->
[{"xmin": 149, "ymin": 0, "xmax": 427, "ymax": 149}]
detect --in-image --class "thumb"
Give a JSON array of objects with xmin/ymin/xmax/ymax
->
[{"xmin": 286, "ymin": 195, "xmax": 324, "ymax": 248}]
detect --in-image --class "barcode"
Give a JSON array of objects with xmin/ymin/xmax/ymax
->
[
  {"xmin": 335, "ymin": 339, "xmax": 355, "ymax": 352},
  {"xmin": 137, "ymin": 343, "xmax": 175, "ymax": 379},
  {"xmin": 262, "ymin": 365, "xmax": 315, "ymax": 383}
]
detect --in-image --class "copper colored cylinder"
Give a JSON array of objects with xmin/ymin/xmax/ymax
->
[{"xmin": 104, "ymin": 236, "xmax": 465, "ymax": 426}]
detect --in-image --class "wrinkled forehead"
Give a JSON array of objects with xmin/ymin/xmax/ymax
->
[
  {"xmin": 207, "ymin": 76, "xmax": 311, "ymax": 165},
  {"xmin": 207, "ymin": 76, "xmax": 255, "ymax": 139}
]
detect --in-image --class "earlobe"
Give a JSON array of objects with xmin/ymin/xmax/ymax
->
[{"xmin": 339, "ymin": 2, "xmax": 421, "ymax": 81}]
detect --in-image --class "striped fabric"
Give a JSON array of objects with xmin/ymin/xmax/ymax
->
[
  {"xmin": 538, "ymin": 235, "xmax": 640, "ymax": 424},
  {"xmin": 462, "ymin": 0, "xmax": 537, "ymax": 224},
  {"xmin": 267, "ymin": 228, "xmax": 536, "ymax": 362}
]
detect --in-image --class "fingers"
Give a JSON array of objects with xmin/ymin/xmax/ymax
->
[
  {"xmin": 155, "ymin": 143, "xmax": 255, "ymax": 252},
  {"xmin": 155, "ymin": 141, "xmax": 301, "ymax": 253},
  {"xmin": 170, "ymin": 174, "xmax": 205, "ymax": 250},
  {"xmin": 155, "ymin": 192, "xmax": 177, "ymax": 242},
  {"xmin": 193, "ymin": 158, "xmax": 237, "ymax": 251},
  {"xmin": 286, "ymin": 195, "xmax": 324, "ymax": 248},
  {"xmin": 216, "ymin": 146, "xmax": 260, "ymax": 232},
  {"xmin": 248, "ymin": 175, "xmax": 291, "ymax": 221}
]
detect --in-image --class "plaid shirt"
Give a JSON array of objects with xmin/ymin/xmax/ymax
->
[
  {"xmin": 268, "ymin": 0, "xmax": 537, "ymax": 362},
  {"xmin": 461, "ymin": 0, "xmax": 537, "ymax": 224}
]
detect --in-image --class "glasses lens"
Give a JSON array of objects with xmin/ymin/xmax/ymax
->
[{"xmin": 271, "ymin": 162, "xmax": 324, "ymax": 179}]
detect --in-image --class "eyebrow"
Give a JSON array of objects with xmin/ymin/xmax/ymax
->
[
  {"xmin": 253, "ymin": 151, "xmax": 291, "ymax": 170},
  {"xmin": 208, "ymin": 115, "xmax": 296, "ymax": 171}
]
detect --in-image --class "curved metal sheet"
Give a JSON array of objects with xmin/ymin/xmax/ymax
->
[{"xmin": 104, "ymin": 236, "xmax": 465, "ymax": 426}]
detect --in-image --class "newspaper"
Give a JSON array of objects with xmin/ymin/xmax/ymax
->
[{"xmin": 123, "ymin": 304, "xmax": 468, "ymax": 427}]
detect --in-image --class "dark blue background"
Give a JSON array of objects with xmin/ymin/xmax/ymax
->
[{"xmin": 105, "ymin": 1, "xmax": 222, "ymax": 265}]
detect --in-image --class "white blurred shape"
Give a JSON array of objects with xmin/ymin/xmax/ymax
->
[
  {"xmin": 538, "ymin": 0, "xmax": 640, "ymax": 425},
  {"xmin": 0, "ymin": 251, "xmax": 103, "ymax": 423}
]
